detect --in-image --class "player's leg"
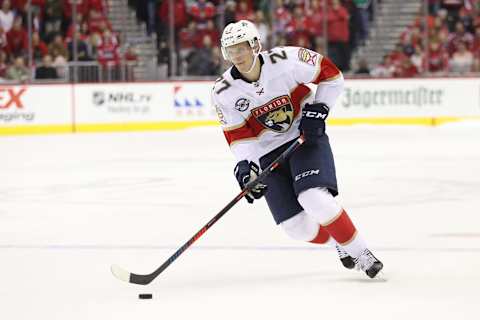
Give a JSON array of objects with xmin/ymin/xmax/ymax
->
[
  {"xmin": 297, "ymin": 187, "xmax": 382, "ymax": 277},
  {"xmin": 260, "ymin": 142, "xmax": 354, "ymax": 269},
  {"xmin": 280, "ymin": 210, "xmax": 355, "ymax": 269},
  {"xmin": 290, "ymin": 134, "xmax": 383, "ymax": 278}
]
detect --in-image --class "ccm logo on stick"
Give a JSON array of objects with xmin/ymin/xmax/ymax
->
[{"xmin": 295, "ymin": 169, "xmax": 320, "ymax": 181}]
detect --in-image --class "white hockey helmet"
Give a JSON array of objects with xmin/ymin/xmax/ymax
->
[{"xmin": 220, "ymin": 20, "xmax": 261, "ymax": 60}]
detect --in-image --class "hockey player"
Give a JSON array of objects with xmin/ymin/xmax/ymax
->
[{"xmin": 212, "ymin": 20, "xmax": 383, "ymax": 278}]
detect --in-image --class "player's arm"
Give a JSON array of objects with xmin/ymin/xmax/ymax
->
[
  {"xmin": 292, "ymin": 46, "xmax": 344, "ymax": 108},
  {"xmin": 212, "ymin": 90, "xmax": 256, "ymax": 161},
  {"xmin": 291, "ymin": 47, "xmax": 345, "ymax": 144},
  {"xmin": 212, "ymin": 90, "xmax": 265, "ymax": 203}
]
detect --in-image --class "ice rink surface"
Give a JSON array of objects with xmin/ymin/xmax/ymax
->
[{"xmin": 1, "ymin": 123, "xmax": 480, "ymax": 320}]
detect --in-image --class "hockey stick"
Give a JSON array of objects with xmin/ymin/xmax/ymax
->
[{"xmin": 111, "ymin": 135, "xmax": 305, "ymax": 285}]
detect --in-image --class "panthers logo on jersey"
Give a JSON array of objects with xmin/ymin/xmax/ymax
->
[{"xmin": 252, "ymin": 95, "xmax": 294, "ymax": 133}]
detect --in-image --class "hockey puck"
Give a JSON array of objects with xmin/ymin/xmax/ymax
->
[{"xmin": 138, "ymin": 293, "xmax": 153, "ymax": 299}]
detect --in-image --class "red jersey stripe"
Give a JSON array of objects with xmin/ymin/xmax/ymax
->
[{"xmin": 312, "ymin": 56, "xmax": 342, "ymax": 84}]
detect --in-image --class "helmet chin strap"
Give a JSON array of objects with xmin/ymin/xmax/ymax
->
[
  {"xmin": 240, "ymin": 41, "xmax": 262, "ymax": 74},
  {"xmin": 243, "ymin": 53, "xmax": 259, "ymax": 74}
]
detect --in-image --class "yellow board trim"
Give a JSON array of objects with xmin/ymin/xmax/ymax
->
[
  {"xmin": 328, "ymin": 116, "xmax": 480, "ymax": 126},
  {"xmin": 327, "ymin": 117, "xmax": 459, "ymax": 126},
  {"xmin": 1, "ymin": 117, "xmax": 479, "ymax": 136},
  {"xmin": 75, "ymin": 120, "xmax": 220, "ymax": 132},
  {"xmin": 0, "ymin": 125, "xmax": 73, "ymax": 135}
]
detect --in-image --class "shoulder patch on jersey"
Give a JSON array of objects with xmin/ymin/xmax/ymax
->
[
  {"xmin": 234, "ymin": 98, "xmax": 250, "ymax": 112},
  {"xmin": 298, "ymin": 48, "xmax": 318, "ymax": 66},
  {"xmin": 214, "ymin": 104, "xmax": 227, "ymax": 125},
  {"xmin": 251, "ymin": 95, "xmax": 294, "ymax": 133}
]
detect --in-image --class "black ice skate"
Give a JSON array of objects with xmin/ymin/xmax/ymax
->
[
  {"xmin": 354, "ymin": 249, "xmax": 383, "ymax": 278},
  {"xmin": 335, "ymin": 244, "xmax": 355, "ymax": 269}
]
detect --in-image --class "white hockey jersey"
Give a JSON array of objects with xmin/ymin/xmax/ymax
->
[{"xmin": 212, "ymin": 46, "xmax": 342, "ymax": 163}]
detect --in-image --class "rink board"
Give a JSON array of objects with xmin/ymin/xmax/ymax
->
[
  {"xmin": 0, "ymin": 78, "xmax": 479, "ymax": 135},
  {"xmin": 0, "ymin": 84, "xmax": 73, "ymax": 135}
]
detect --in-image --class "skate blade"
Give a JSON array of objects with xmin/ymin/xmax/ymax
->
[{"xmin": 370, "ymin": 270, "xmax": 388, "ymax": 282}]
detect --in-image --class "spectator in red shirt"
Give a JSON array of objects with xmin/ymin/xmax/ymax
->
[
  {"xmin": 197, "ymin": 19, "xmax": 219, "ymax": 47},
  {"xmin": 286, "ymin": 5, "xmax": 313, "ymax": 47},
  {"xmin": 327, "ymin": 0, "xmax": 351, "ymax": 71},
  {"xmin": 87, "ymin": 8, "xmax": 111, "ymax": 34},
  {"xmin": 394, "ymin": 58, "xmax": 419, "ymax": 78},
  {"xmin": 97, "ymin": 29, "xmax": 120, "ymax": 66},
  {"xmin": 178, "ymin": 20, "xmax": 197, "ymax": 75},
  {"xmin": 370, "ymin": 55, "xmax": 394, "ymax": 77},
  {"xmin": 295, "ymin": 33, "xmax": 311, "ymax": 48},
  {"xmin": 97, "ymin": 30, "xmax": 121, "ymax": 80},
  {"xmin": 447, "ymin": 21, "xmax": 474, "ymax": 56},
  {"xmin": 65, "ymin": 12, "xmax": 84, "ymax": 40},
  {"xmin": 6, "ymin": 15, "xmax": 27, "ymax": 57},
  {"xmin": 272, "ymin": 0, "xmax": 292, "ymax": 37},
  {"xmin": 63, "ymin": 0, "xmax": 89, "ymax": 21},
  {"xmin": 190, "ymin": 0, "xmax": 216, "ymax": 30},
  {"xmin": 31, "ymin": 31, "xmax": 49, "ymax": 65},
  {"xmin": 234, "ymin": 0, "xmax": 253, "ymax": 22},
  {"xmin": 88, "ymin": 0, "xmax": 108, "ymax": 16},
  {"xmin": 426, "ymin": 40, "xmax": 449, "ymax": 73},
  {"xmin": 124, "ymin": 45, "xmax": 137, "ymax": 62},
  {"xmin": 389, "ymin": 43, "xmax": 409, "ymax": 64},
  {"xmin": 10, "ymin": 0, "xmax": 27, "ymax": 12},
  {"xmin": 178, "ymin": 20, "xmax": 197, "ymax": 50},
  {"xmin": 158, "ymin": 0, "xmax": 186, "ymax": 40},
  {"xmin": 327, "ymin": 0, "xmax": 350, "ymax": 43},
  {"xmin": 308, "ymin": 0, "xmax": 327, "ymax": 38}
]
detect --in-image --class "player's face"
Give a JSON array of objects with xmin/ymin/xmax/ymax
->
[{"xmin": 225, "ymin": 42, "xmax": 254, "ymax": 72}]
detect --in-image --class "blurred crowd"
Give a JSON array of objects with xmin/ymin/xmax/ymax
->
[
  {"xmin": 130, "ymin": 0, "xmax": 378, "ymax": 76},
  {"xmin": 357, "ymin": 0, "xmax": 480, "ymax": 77},
  {"xmin": 3, "ymin": 0, "xmax": 476, "ymax": 82},
  {"xmin": 0, "ymin": 0, "xmax": 137, "ymax": 83}
]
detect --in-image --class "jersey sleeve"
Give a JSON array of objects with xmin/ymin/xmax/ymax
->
[
  {"xmin": 291, "ymin": 47, "xmax": 342, "ymax": 85},
  {"xmin": 211, "ymin": 88, "xmax": 257, "ymax": 163}
]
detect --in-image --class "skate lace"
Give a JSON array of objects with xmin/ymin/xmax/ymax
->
[
  {"xmin": 354, "ymin": 249, "xmax": 376, "ymax": 271},
  {"xmin": 335, "ymin": 244, "xmax": 350, "ymax": 259}
]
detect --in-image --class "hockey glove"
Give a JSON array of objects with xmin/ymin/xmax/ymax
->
[
  {"xmin": 234, "ymin": 160, "xmax": 267, "ymax": 203},
  {"xmin": 299, "ymin": 102, "xmax": 330, "ymax": 145}
]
